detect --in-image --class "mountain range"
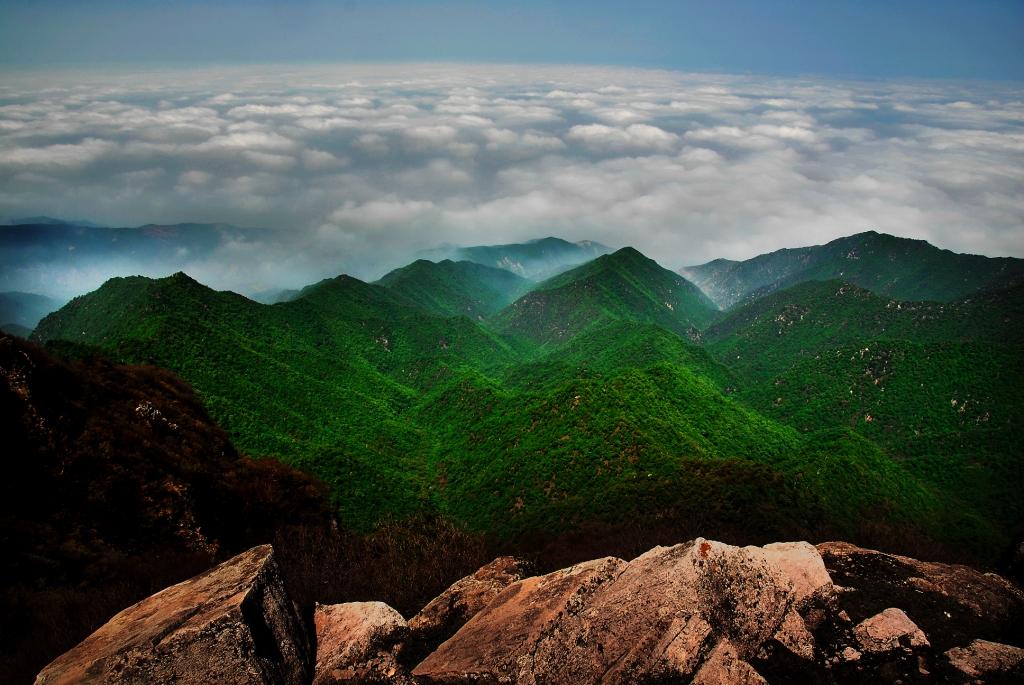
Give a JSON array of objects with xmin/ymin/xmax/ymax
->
[
  {"xmin": 28, "ymin": 230, "xmax": 1023, "ymax": 557},
  {"xmin": 420, "ymin": 236, "xmax": 612, "ymax": 281}
]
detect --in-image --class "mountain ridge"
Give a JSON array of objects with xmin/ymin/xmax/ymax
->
[
  {"xmin": 377, "ymin": 259, "xmax": 532, "ymax": 319},
  {"xmin": 682, "ymin": 230, "xmax": 1024, "ymax": 309},
  {"xmin": 29, "ymin": 240, "xmax": 1020, "ymax": 566},
  {"xmin": 493, "ymin": 246, "xmax": 716, "ymax": 345},
  {"xmin": 421, "ymin": 236, "xmax": 612, "ymax": 281}
]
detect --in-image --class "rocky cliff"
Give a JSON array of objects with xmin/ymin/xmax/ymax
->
[{"xmin": 35, "ymin": 539, "xmax": 1024, "ymax": 685}]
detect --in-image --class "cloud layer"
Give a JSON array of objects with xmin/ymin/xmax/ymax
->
[{"xmin": 0, "ymin": 64, "xmax": 1021, "ymax": 295}]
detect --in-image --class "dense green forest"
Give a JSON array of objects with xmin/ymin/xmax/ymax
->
[
  {"xmin": 32, "ymin": 237, "xmax": 1024, "ymax": 564},
  {"xmin": 682, "ymin": 230, "xmax": 1024, "ymax": 309}
]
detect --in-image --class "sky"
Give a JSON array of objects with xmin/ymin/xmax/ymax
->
[
  {"xmin": 1, "ymin": 1, "xmax": 1022, "ymax": 80},
  {"xmin": 0, "ymin": 2, "xmax": 1022, "ymax": 295}
]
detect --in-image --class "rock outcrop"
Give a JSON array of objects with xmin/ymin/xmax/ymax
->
[
  {"xmin": 406, "ymin": 556, "xmax": 530, "ymax": 657},
  {"xmin": 313, "ymin": 602, "xmax": 410, "ymax": 685},
  {"xmin": 945, "ymin": 639, "xmax": 1024, "ymax": 680},
  {"xmin": 34, "ymin": 545, "xmax": 311, "ymax": 685},
  {"xmin": 413, "ymin": 538, "xmax": 830, "ymax": 684},
  {"xmin": 35, "ymin": 538, "xmax": 1024, "ymax": 685}
]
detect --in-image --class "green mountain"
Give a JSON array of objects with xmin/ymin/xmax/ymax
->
[
  {"xmin": 0, "ymin": 291, "xmax": 62, "ymax": 334},
  {"xmin": 32, "ymin": 241, "xmax": 1019, "ymax": 564},
  {"xmin": 33, "ymin": 271, "xmax": 517, "ymax": 526},
  {"xmin": 704, "ymin": 279, "xmax": 1024, "ymax": 539},
  {"xmin": 377, "ymin": 259, "xmax": 532, "ymax": 319},
  {"xmin": 493, "ymin": 247, "xmax": 717, "ymax": 345},
  {"xmin": 423, "ymin": 236, "xmax": 611, "ymax": 280},
  {"xmin": 682, "ymin": 230, "xmax": 1024, "ymax": 309}
]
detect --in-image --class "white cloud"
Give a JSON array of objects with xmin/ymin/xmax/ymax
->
[
  {"xmin": 329, "ymin": 198, "xmax": 436, "ymax": 227},
  {"xmin": 567, "ymin": 124, "xmax": 680, "ymax": 154},
  {"xmin": 0, "ymin": 63, "xmax": 1021, "ymax": 297}
]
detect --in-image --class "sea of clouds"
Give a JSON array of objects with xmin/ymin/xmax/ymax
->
[{"xmin": 0, "ymin": 64, "xmax": 1021, "ymax": 295}]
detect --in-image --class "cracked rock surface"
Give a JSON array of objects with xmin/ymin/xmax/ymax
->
[
  {"xmin": 35, "ymin": 539, "xmax": 1024, "ymax": 685},
  {"xmin": 34, "ymin": 545, "xmax": 311, "ymax": 685}
]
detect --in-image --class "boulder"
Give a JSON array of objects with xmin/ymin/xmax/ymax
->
[
  {"xmin": 34, "ymin": 545, "xmax": 311, "ymax": 685},
  {"xmin": 945, "ymin": 639, "xmax": 1024, "ymax": 680},
  {"xmin": 312, "ymin": 601, "xmax": 409, "ymax": 685},
  {"xmin": 692, "ymin": 640, "xmax": 768, "ymax": 685},
  {"xmin": 760, "ymin": 541, "xmax": 833, "ymax": 606},
  {"xmin": 407, "ymin": 556, "xmax": 530, "ymax": 651},
  {"xmin": 772, "ymin": 609, "xmax": 816, "ymax": 661},
  {"xmin": 411, "ymin": 555, "xmax": 627, "ymax": 684},
  {"xmin": 413, "ymin": 538, "xmax": 831, "ymax": 684},
  {"xmin": 853, "ymin": 607, "xmax": 930, "ymax": 654}
]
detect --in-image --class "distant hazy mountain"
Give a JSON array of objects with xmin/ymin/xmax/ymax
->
[
  {"xmin": 249, "ymin": 287, "xmax": 300, "ymax": 305},
  {"xmin": 0, "ymin": 291, "xmax": 62, "ymax": 335},
  {"xmin": 377, "ymin": 259, "xmax": 532, "ymax": 319},
  {"xmin": 0, "ymin": 220, "xmax": 279, "ymax": 298},
  {"xmin": 493, "ymin": 246, "xmax": 716, "ymax": 344},
  {"xmin": 7, "ymin": 216, "xmax": 108, "ymax": 228},
  {"xmin": 422, "ymin": 236, "xmax": 611, "ymax": 280},
  {"xmin": 0, "ymin": 221, "xmax": 252, "ymax": 262},
  {"xmin": 681, "ymin": 231, "xmax": 1024, "ymax": 309}
]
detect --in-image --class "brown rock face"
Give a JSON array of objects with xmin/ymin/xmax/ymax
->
[
  {"xmin": 313, "ymin": 602, "xmax": 409, "ymax": 685},
  {"xmin": 692, "ymin": 640, "xmax": 768, "ymax": 685},
  {"xmin": 413, "ymin": 538, "xmax": 831, "ymax": 684},
  {"xmin": 412, "ymin": 555, "xmax": 627, "ymax": 684},
  {"xmin": 759, "ymin": 541, "xmax": 833, "ymax": 606},
  {"xmin": 945, "ymin": 639, "xmax": 1024, "ymax": 680},
  {"xmin": 772, "ymin": 608, "xmax": 816, "ymax": 661},
  {"xmin": 854, "ymin": 607, "xmax": 930, "ymax": 654},
  {"xmin": 407, "ymin": 556, "xmax": 530, "ymax": 653},
  {"xmin": 34, "ymin": 545, "xmax": 311, "ymax": 685}
]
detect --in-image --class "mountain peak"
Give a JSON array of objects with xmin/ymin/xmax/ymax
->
[
  {"xmin": 608, "ymin": 245, "xmax": 646, "ymax": 259},
  {"xmin": 377, "ymin": 258, "xmax": 531, "ymax": 318},
  {"xmin": 494, "ymin": 244, "xmax": 715, "ymax": 344},
  {"xmin": 683, "ymin": 231, "xmax": 1024, "ymax": 309}
]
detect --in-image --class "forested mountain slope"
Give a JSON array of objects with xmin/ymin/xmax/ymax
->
[
  {"xmin": 494, "ymin": 247, "xmax": 717, "ymax": 345},
  {"xmin": 682, "ymin": 231, "xmax": 1024, "ymax": 309},
  {"xmin": 32, "ymin": 244, "xmax": 1021, "ymax": 566},
  {"xmin": 377, "ymin": 259, "xmax": 532, "ymax": 319}
]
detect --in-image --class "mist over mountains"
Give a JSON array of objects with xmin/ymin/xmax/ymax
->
[{"xmin": 2, "ymin": 65, "xmax": 1023, "ymax": 296}]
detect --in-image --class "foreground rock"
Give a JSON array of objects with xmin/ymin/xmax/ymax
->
[
  {"xmin": 853, "ymin": 607, "xmax": 930, "ymax": 653},
  {"xmin": 34, "ymin": 545, "xmax": 311, "ymax": 685},
  {"xmin": 406, "ymin": 556, "xmax": 530, "ymax": 657},
  {"xmin": 945, "ymin": 639, "xmax": 1024, "ymax": 680},
  {"xmin": 817, "ymin": 541, "xmax": 1024, "ymax": 633},
  {"xmin": 36, "ymin": 539, "xmax": 1024, "ymax": 685},
  {"xmin": 413, "ymin": 538, "xmax": 831, "ymax": 684},
  {"xmin": 313, "ymin": 602, "xmax": 410, "ymax": 684}
]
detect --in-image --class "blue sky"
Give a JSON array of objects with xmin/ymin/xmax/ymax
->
[{"xmin": 0, "ymin": 0, "xmax": 1022, "ymax": 79}]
